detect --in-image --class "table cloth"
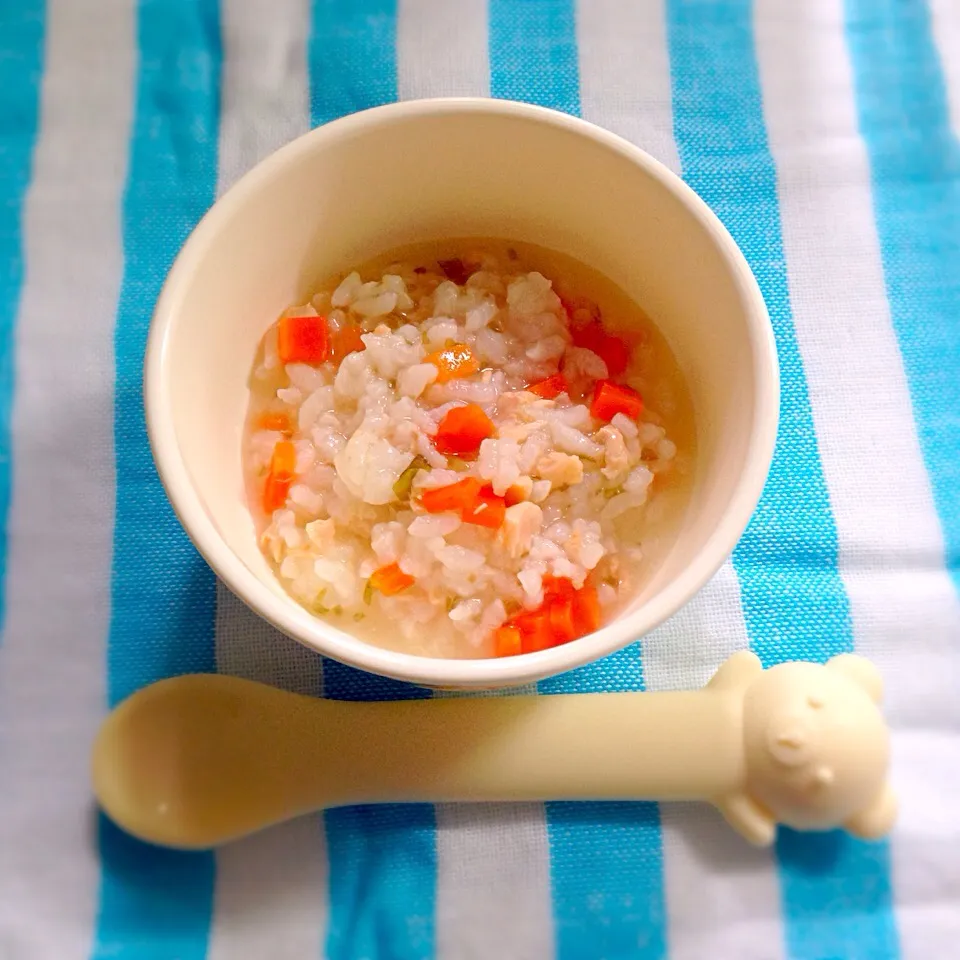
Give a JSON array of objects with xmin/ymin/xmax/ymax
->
[{"xmin": 1, "ymin": 1, "xmax": 958, "ymax": 958}]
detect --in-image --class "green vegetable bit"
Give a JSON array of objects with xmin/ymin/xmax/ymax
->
[
  {"xmin": 393, "ymin": 455, "xmax": 430, "ymax": 500},
  {"xmin": 311, "ymin": 589, "xmax": 328, "ymax": 613},
  {"xmin": 363, "ymin": 580, "xmax": 374, "ymax": 605}
]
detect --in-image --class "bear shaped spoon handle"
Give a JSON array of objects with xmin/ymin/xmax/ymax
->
[{"xmin": 92, "ymin": 651, "xmax": 896, "ymax": 849}]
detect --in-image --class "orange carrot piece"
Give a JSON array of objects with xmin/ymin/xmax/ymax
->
[
  {"xmin": 570, "ymin": 318, "xmax": 606, "ymax": 353},
  {"xmin": 256, "ymin": 412, "xmax": 292, "ymax": 434},
  {"xmin": 369, "ymin": 562, "xmax": 415, "ymax": 596},
  {"xmin": 542, "ymin": 575, "xmax": 575, "ymax": 600},
  {"xmin": 593, "ymin": 335, "xmax": 631, "ymax": 377},
  {"xmin": 515, "ymin": 610, "xmax": 556, "ymax": 653},
  {"xmin": 548, "ymin": 596, "xmax": 578, "ymax": 644},
  {"xmin": 527, "ymin": 374, "xmax": 568, "ymax": 399},
  {"xmin": 572, "ymin": 584, "xmax": 601, "ymax": 635},
  {"xmin": 420, "ymin": 477, "xmax": 482, "ymax": 514},
  {"xmin": 493, "ymin": 625, "xmax": 523, "ymax": 657},
  {"xmin": 262, "ymin": 440, "xmax": 296, "ymax": 513},
  {"xmin": 564, "ymin": 298, "xmax": 631, "ymax": 377},
  {"xmin": 590, "ymin": 380, "xmax": 643, "ymax": 422},
  {"xmin": 424, "ymin": 343, "xmax": 480, "ymax": 383},
  {"xmin": 434, "ymin": 403, "xmax": 496, "ymax": 455},
  {"xmin": 496, "ymin": 576, "xmax": 601, "ymax": 653},
  {"xmin": 277, "ymin": 314, "xmax": 330, "ymax": 364},
  {"xmin": 461, "ymin": 483, "xmax": 506, "ymax": 529},
  {"xmin": 419, "ymin": 477, "xmax": 505, "ymax": 528}
]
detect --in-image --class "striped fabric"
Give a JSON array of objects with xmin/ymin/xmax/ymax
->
[{"xmin": 1, "ymin": 1, "xmax": 958, "ymax": 957}]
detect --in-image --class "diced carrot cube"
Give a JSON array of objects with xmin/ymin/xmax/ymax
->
[
  {"xmin": 593, "ymin": 335, "xmax": 631, "ymax": 377},
  {"xmin": 542, "ymin": 575, "xmax": 575, "ymax": 600},
  {"xmin": 277, "ymin": 314, "xmax": 330, "ymax": 364},
  {"xmin": 262, "ymin": 440, "xmax": 296, "ymax": 513},
  {"xmin": 590, "ymin": 380, "xmax": 643, "ymax": 422},
  {"xmin": 570, "ymin": 319, "xmax": 606, "ymax": 353},
  {"xmin": 572, "ymin": 585, "xmax": 601, "ymax": 635},
  {"xmin": 420, "ymin": 477, "xmax": 482, "ymax": 514},
  {"xmin": 527, "ymin": 374, "xmax": 567, "ymax": 399},
  {"xmin": 548, "ymin": 596, "xmax": 578, "ymax": 644},
  {"xmin": 493, "ymin": 625, "xmax": 523, "ymax": 657},
  {"xmin": 424, "ymin": 344, "xmax": 480, "ymax": 383},
  {"xmin": 514, "ymin": 610, "xmax": 556, "ymax": 653},
  {"xmin": 418, "ymin": 477, "xmax": 505, "ymax": 528},
  {"xmin": 461, "ymin": 483, "xmax": 506, "ymax": 529},
  {"xmin": 256, "ymin": 412, "xmax": 292, "ymax": 434},
  {"xmin": 434, "ymin": 403, "xmax": 496, "ymax": 456},
  {"xmin": 369, "ymin": 562, "xmax": 415, "ymax": 596}
]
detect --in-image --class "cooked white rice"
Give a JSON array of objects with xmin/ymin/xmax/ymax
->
[{"xmin": 245, "ymin": 249, "xmax": 677, "ymax": 658}]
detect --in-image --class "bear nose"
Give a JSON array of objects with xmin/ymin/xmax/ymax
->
[{"xmin": 768, "ymin": 717, "xmax": 816, "ymax": 766}]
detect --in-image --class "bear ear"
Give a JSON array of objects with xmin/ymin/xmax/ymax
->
[
  {"xmin": 845, "ymin": 783, "xmax": 897, "ymax": 840},
  {"xmin": 827, "ymin": 653, "xmax": 883, "ymax": 703},
  {"xmin": 707, "ymin": 650, "xmax": 763, "ymax": 692}
]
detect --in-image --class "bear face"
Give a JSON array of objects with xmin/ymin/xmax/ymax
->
[{"xmin": 740, "ymin": 657, "xmax": 891, "ymax": 832}]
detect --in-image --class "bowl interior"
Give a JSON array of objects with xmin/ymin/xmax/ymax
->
[{"xmin": 150, "ymin": 101, "xmax": 775, "ymax": 686}]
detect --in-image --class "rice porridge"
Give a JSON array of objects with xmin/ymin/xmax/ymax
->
[{"xmin": 244, "ymin": 241, "xmax": 694, "ymax": 658}]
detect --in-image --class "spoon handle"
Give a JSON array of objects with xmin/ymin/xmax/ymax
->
[
  {"xmin": 293, "ymin": 686, "xmax": 741, "ymax": 805},
  {"xmin": 93, "ymin": 652, "xmax": 896, "ymax": 849}
]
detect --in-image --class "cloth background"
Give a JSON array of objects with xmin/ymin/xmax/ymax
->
[{"xmin": 1, "ymin": 1, "xmax": 958, "ymax": 958}]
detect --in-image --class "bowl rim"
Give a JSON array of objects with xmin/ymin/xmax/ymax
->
[{"xmin": 145, "ymin": 97, "xmax": 779, "ymax": 689}]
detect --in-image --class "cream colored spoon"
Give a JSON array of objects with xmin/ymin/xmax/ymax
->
[{"xmin": 92, "ymin": 651, "xmax": 897, "ymax": 849}]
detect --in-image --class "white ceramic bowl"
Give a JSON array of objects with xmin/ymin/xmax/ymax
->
[{"xmin": 146, "ymin": 98, "xmax": 778, "ymax": 690}]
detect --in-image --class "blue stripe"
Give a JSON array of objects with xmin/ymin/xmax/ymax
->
[
  {"xmin": 488, "ymin": 0, "xmax": 580, "ymax": 116},
  {"xmin": 665, "ymin": 2, "xmax": 899, "ymax": 958},
  {"xmin": 92, "ymin": 1, "xmax": 222, "ymax": 957},
  {"xmin": 308, "ymin": 4, "xmax": 436, "ymax": 957},
  {"xmin": 544, "ymin": 799, "xmax": 665, "ymax": 959},
  {"xmin": 309, "ymin": 0, "xmax": 397, "ymax": 128},
  {"xmin": 541, "ymin": 652, "xmax": 666, "ymax": 960},
  {"xmin": 323, "ymin": 664, "xmax": 436, "ymax": 960},
  {"xmin": 488, "ymin": 6, "xmax": 666, "ymax": 957},
  {"xmin": 845, "ymin": 0, "xmax": 960, "ymax": 598},
  {"xmin": 0, "ymin": 1, "xmax": 44, "ymax": 636}
]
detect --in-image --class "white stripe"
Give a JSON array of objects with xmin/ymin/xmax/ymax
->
[
  {"xmin": 645, "ymin": 569, "xmax": 785, "ymax": 960},
  {"xmin": 923, "ymin": 14, "xmax": 960, "ymax": 948},
  {"xmin": 931, "ymin": 0, "xmax": 960, "ymax": 139},
  {"xmin": 577, "ymin": 4, "xmax": 784, "ymax": 955},
  {"xmin": 576, "ymin": 0, "xmax": 680, "ymax": 171},
  {"xmin": 0, "ymin": 3, "xmax": 134, "ymax": 957},
  {"xmin": 217, "ymin": 0, "xmax": 311, "ymax": 194},
  {"xmin": 755, "ymin": 2, "xmax": 960, "ymax": 956},
  {"xmin": 397, "ymin": 0, "xmax": 490, "ymax": 100},
  {"xmin": 207, "ymin": 5, "xmax": 328, "ymax": 958},
  {"xmin": 214, "ymin": 582, "xmax": 323, "ymax": 695},
  {"xmin": 433, "ymin": 682, "xmax": 553, "ymax": 960},
  {"xmin": 209, "ymin": 586, "xmax": 329, "ymax": 960},
  {"xmin": 396, "ymin": 4, "xmax": 553, "ymax": 955},
  {"xmin": 436, "ymin": 803, "xmax": 555, "ymax": 960}
]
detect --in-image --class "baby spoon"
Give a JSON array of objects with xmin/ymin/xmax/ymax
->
[{"xmin": 92, "ymin": 650, "xmax": 896, "ymax": 849}]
